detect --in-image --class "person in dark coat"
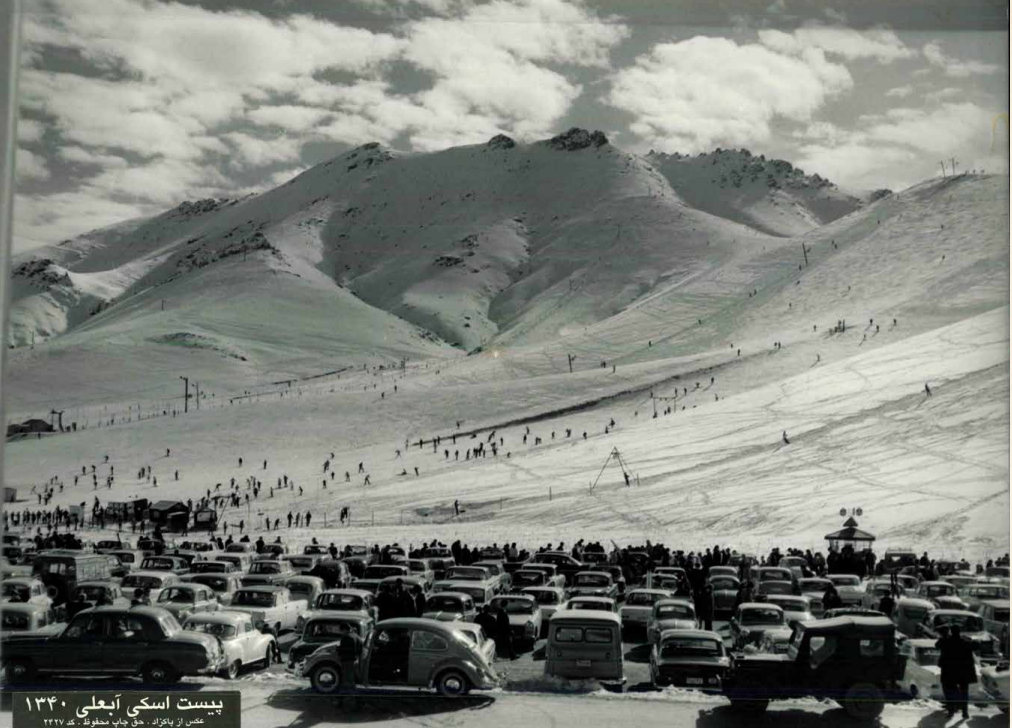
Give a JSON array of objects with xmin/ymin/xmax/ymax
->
[
  {"xmin": 698, "ymin": 583, "xmax": 715, "ymax": 631},
  {"xmin": 476, "ymin": 605, "xmax": 497, "ymax": 646},
  {"xmin": 394, "ymin": 581, "xmax": 415, "ymax": 618},
  {"xmin": 494, "ymin": 602, "xmax": 515, "ymax": 659},
  {"xmin": 877, "ymin": 591, "xmax": 896, "ymax": 618},
  {"xmin": 375, "ymin": 584, "xmax": 395, "ymax": 622},
  {"xmin": 411, "ymin": 585, "xmax": 425, "ymax": 617},
  {"xmin": 823, "ymin": 585, "xmax": 843, "ymax": 612},
  {"xmin": 336, "ymin": 622, "xmax": 362, "ymax": 693},
  {"xmin": 937, "ymin": 624, "xmax": 976, "ymax": 718}
]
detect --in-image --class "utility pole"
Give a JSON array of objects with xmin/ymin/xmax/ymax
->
[
  {"xmin": 950, "ymin": 158, "xmax": 958, "ymax": 176},
  {"xmin": 195, "ymin": 382, "xmax": 200, "ymax": 411},
  {"xmin": 940, "ymin": 161, "xmax": 947, "ymax": 178},
  {"xmin": 801, "ymin": 243, "xmax": 809, "ymax": 267},
  {"xmin": 180, "ymin": 376, "xmax": 189, "ymax": 414},
  {"xmin": 567, "ymin": 354, "xmax": 576, "ymax": 374},
  {"xmin": 161, "ymin": 299, "xmax": 165, "ymax": 311}
]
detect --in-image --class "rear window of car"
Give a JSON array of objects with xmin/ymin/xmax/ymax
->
[{"xmin": 555, "ymin": 626, "xmax": 613, "ymax": 643}]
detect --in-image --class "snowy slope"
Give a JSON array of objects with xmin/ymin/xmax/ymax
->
[{"xmin": 645, "ymin": 148, "xmax": 864, "ymax": 237}]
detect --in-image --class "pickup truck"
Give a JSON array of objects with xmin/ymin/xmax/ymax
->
[
  {"xmin": 723, "ymin": 615, "xmax": 911, "ymax": 721},
  {"xmin": 228, "ymin": 585, "xmax": 308, "ymax": 635}
]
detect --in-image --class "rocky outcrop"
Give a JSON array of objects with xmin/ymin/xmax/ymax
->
[
  {"xmin": 486, "ymin": 134, "xmax": 516, "ymax": 150},
  {"xmin": 13, "ymin": 259, "xmax": 71, "ymax": 286},
  {"xmin": 546, "ymin": 128, "xmax": 608, "ymax": 151}
]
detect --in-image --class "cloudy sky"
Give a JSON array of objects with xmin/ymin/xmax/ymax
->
[{"xmin": 10, "ymin": 0, "xmax": 1009, "ymax": 252}]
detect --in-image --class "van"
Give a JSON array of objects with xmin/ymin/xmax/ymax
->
[
  {"xmin": 32, "ymin": 550, "xmax": 113, "ymax": 605},
  {"xmin": 545, "ymin": 609, "xmax": 624, "ymax": 683}
]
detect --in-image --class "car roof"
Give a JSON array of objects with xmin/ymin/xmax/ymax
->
[
  {"xmin": 550, "ymin": 609, "xmax": 621, "ymax": 624},
  {"xmin": 897, "ymin": 597, "xmax": 936, "ymax": 607},
  {"xmin": 629, "ymin": 588, "xmax": 671, "ymax": 596},
  {"xmin": 185, "ymin": 611, "xmax": 253, "ymax": 624},
  {"xmin": 123, "ymin": 571, "xmax": 174, "ymax": 579},
  {"xmin": 929, "ymin": 609, "xmax": 979, "ymax": 616},
  {"xmin": 658, "ymin": 628, "xmax": 723, "ymax": 641},
  {"xmin": 493, "ymin": 593, "xmax": 535, "ymax": 601},
  {"xmin": 441, "ymin": 580, "xmax": 490, "ymax": 589},
  {"xmin": 801, "ymin": 615, "xmax": 896, "ymax": 635},
  {"xmin": 287, "ymin": 575, "xmax": 324, "ymax": 583},
  {"xmin": 655, "ymin": 598, "xmax": 693, "ymax": 606},
  {"xmin": 920, "ymin": 581, "xmax": 953, "ymax": 586},
  {"xmin": 521, "ymin": 586, "xmax": 564, "ymax": 594},
  {"xmin": 570, "ymin": 596, "xmax": 613, "ymax": 603},
  {"xmin": 84, "ymin": 606, "xmax": 168, "ymax": 617},
  {"xmin": 740, "ymin": 602, "xmax": 784, "ymax": 611},
  {"xmin": 76, "ymin": 580, "xmax": 120, "ymax": 587},
  {"xmin": 2, "ymin": 577, "xmax": 37, "ymax": 585},
  {"xmin": 306, "ymin": 611, "xmax": 370, "ymax": 623},
  {"xmin": 428, "ymin": 592, "xmax": 472, "ymax": 601},
  {"xmin": 321, "ymin": 588, "xmax": 371, "ymax": 597},
  {"xmin": 237, "ymin": 584, "xmax": 286, "ymax": 592}
]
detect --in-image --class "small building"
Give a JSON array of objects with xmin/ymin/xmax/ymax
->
[
  {"xmin": 6, "ymin": 419, "xmax": 54, "ymax": 438},
  {"xmin": 3, "ymin": 487, "xmax": 16, "ymax": 503},
  {"xmin": 147, "ymin": 500, "xmax": 190, "ymax": 532},
  {"xmin": 108, "ymin": 498, "xmax": 149, "ymax": 521},
  {"xmin": 825, "ymin": 516, "xmax": 876, "ymax": 552}
]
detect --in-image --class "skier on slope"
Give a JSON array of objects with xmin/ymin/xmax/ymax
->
[{"xmin": 782, "ymin": 431, "xmax": 791, "ymax": 445}]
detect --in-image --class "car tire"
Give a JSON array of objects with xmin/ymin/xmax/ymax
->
[
  {"xmin": 729, "ymin": 699, "xmax": 768, "ymax": 712},
  {"xmin": 310, "ymin": 663, "xmax": 341, "ymax": 694},
  {"xmin": 142, "ymin": 661, "xmax": 179, "ymax": 685},
  {"xmin": 841, "ymin": 683, "xmax": 885, "ymax": 721},
  {"xmin": 223, "ymin": 660, "xmax": 241, "ymax": 680},
  {"xmin": 263, "ymin": 643, "xmax": 275, "ymax": 668},
  {"xmin": 5, "ymin": 658, "xmax": 35, "ymax": 684},
  {"xmin": 435, "ymin": 669, "xmax": 471, "ymax": 697}
]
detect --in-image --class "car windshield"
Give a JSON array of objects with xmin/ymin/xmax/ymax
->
[
  {"xmin": 233, "ymin": 591, "xmax": 275, "ymax": 607},
  {"xmin": 656, "ymin": 604, "xmax": 694, "ymax": 619},
  {"xmin": 514, "ymin": 573, "xmax": 543, "ymax": 586},
  {"xmin": 158, "ymin": 588, "xmax": 194, "ymax": 603},
  {"xmin": 626, "ymin": 592, "xmax": 662, "ymax": 607},
  {"xmin": 925, "ymin": 585, "xmax": 955, "ymax": 596},
  {"xmin": 571, "ymin": 601, "xmax": 605, "ymax": 611},
  {"xmin": 144, "ymin": 559, "xmax": 173, "ymax": 569},
  {"xmin": 74, "ymin": 586, "xmax": 108, "ymax": 601},
  {"xmin": 935, "ymin": 614, "xmax": 984, "ymax": 632},
  {"xmin": 575, "ymin": 574, "xmax": 609, "ymax": 587},
  {"xmin": 497, "ymin": 599, "xmax": 538, "ymax": 615},
  {"xmin": 409, "ymin": 562, "xmax": 427, "ymax": 572},
  {"xmin": 710, "ymin": 579, "xmax": 738, "ymax": 590},
  {"xmin": 121, "ymin": 576, "xmax": 163, "ymax": 589},
  {"xmin": 194, "ymin": 577, "xmax": 228, "ymax": 591},
  {"xmin": 426, "ymin": 596, "xmax": 464, "ymax": 612},
  {"xmin": 318, "ymin": 594, "xmax": 363, "ymax": 610},
  {"xmin": 308, "ymin": 621, "xmax": 351, "ymax": 638},
  {"xmin": 193, "ymin": 563, "xmax": 225, "ymax": 573},
  {"xmin": 2, "ymin": 584, "xmax": 29, "ymax": 601},
  {"xmin": 830, "ymin": 576, "xmax": 859, "ymax": 587},
  {"xmin": 761, "ymin": 570, "xmax": 791, "ymax": 582},
  {"xmin": 742, "ymin": 608, "xmax": 783, "ymax": 625},
  {"xmin": 660, "ymin": 638, "xmax": 722, "ymax": 658},
  {"xmin": 761, "ymin": 583, "xmax": 793, "ymax": 595},
  {"xmin": 251, "ymin": 563, "xmax": 280, "ymax": 574},
  {"xmin": 185, "ymin": 621, "xmax": 236, "ymax": 638},
  {"xmin": 527, "ymin": 591, "xmax": 559, "ymax": 605}
]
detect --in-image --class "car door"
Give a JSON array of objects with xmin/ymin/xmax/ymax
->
[
  {"xmin": 105, "ymin": 614, "xmax": 157, "ymax": 674},
  {"xmin": 367, "ymin": 627, "xmax": 412, "ymax": 685},
  {"xmin": 51, "ymin": 613, "xmax": 108, "ymax": 674},
  {"xmin": 408, "ymin": 628, "xmax": 450, "ymax": 685}
]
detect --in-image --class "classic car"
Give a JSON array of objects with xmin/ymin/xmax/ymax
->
[
  {"xmin": 406, "ymin": 559, "xmax": 436, "ymax": 589},
  {"xmin": 520, "ymin": 564, "xmax": 567, "ymax": 590},
  {"xmin": 445, "ymin": 565, "xmax": 491, "ymax": 583},
  {"xmin": 284, "ymin": 576, "xmax": 326, "ymax": 610},
  {"xmin": 216, "ymin": 553, "xmax": 253, "ymax": 573},
  {"xmin": 420, "ymin": 546, "xmax": 455, "ymax": 579},
  {"xmin": 563, "ymin": 596, "xmax": 618, "ymax": 613},
  {"xmin": 119, "ymin": 571, "xmax": 180, "ymax": 603},
  {"xmin": 729, "ymin": 602, "xmax": 786, "ymax": 650},
  {"xmin": 1, "ymin": 603, "xmax": 62, "ymax": 637},
  {"xmin": 1, "ymin": 606, "xmax": 224, "ymax": 684},
  {"xmin": 709, "ymin": 575, "xmax": 741, "ymax": 614},
  {"xmin": 489, "ymin": 594, "xmax": 542, "ymax": 647},
  {"xmin": 456, "ymin": 622, "xmax": 497, "ymax": 664},
  {"xmin": 287, "ymin": 611, "xmax": 374, "ymax": 668},
  {"xmin": 755, "ymin": 580, "xmax": 795, "ymax": 597},
  {"xmin": 479, "ymin": 547, "xmax": 505, "ymax": 561},
  {"xmin": 155, "ymin": 583, "xmax": 221, "ymax": 621},
  {"xmin": 473, "ymin": 561, "xmax": 509, "ymax": 592},
  {"xmin": 378, "ymin": 575, "xmax": 430, "ymax": 597},
  {"xmin": 94, "ymin": 540, "xmax": 133, "ymax": 554},
  {"xmin": 650, "ymin": 629, "xmax": 730, "ymax": 690},
  {"xmin": 363, "ymin": 564, "xmax": 411, "ymax": 581},
  {"xmin": 226, "ymin": 542, "xmax": 257, "ymax": 554},
  {"xmin": 185, "ymin": 573, "xmax": 243, "ymax": 607},
  {"xmin": 827, "ymin": 574, "xmax": 865, "ymax": 605},
  {"xmin": 301, "ymin": 617, "xmax": 500, "ymax": 696},
  {"xmin": 341, "ymin": 545, "xmax": 376, "ymax": 577},
  {"xmin": 754, "ymin": 567, "xmax": 796, "ymax": 586},
  {"xmin": 228, "ymin": 585, "xmax": 308, "ymax": 635},
  {"xmin": 422, "ymin": 592, "xmax": 477, "ymax": 623},
  {"xmin": 756, "ymin": 626, "xmax": 794, "ymax": 654},
  {"xmin": 587, "ymin": 564, "xmax": 627, "ymax": 599},
  {"xmin": 877, "ymin": 549, "xmax": 918, "ymax": 575},
  {"xmin": 297, "ymin": 588, "xmax": 378, "ymax": 634},
  {"xmin": 139, "ymin": 556, "xmax": 190, "ymax": 577},
  {"xmin": 303, "ymin": 544, "xmax": 329, "ymax": 556},
  {"xmin": 569, "ymin": 571, "xmax": 619, "ymax": 600},
  {"xmin": 961, "ymin": 585, "xmax": 1011, "ymax": 612},
  {"xmin": 308, "ymin": 559, "xmax": 353, "ymax": 590},
  {"xmin": 979, "ymin": 661, "xmax": 1010, "ymax": 713},
  {"xmin": 434, "ymin": 581, "xmax": 494, "ymax": 607},
  {"xmin": 798, "ymin": 577, "xmax": 834, "ymax": 615},
  {"xmin": 261, "ymin": 543, "xmax": 290, "ymax": 558},
  {"xmin": 521, "ymin": 586, "xmax": 567, "ymax": 635},
  {"xmin": 183, "ymin": 610, "xmax": 278, "ymax": 679},
  {"xmin": 861, "ymin": 579, "xmax": 902, "ymax": 610},
  {"xmin": 351, "ymin": 579, "xmax": 383, "ymax": 595},
  {"xmin": 916, "ymin": 580, "xmax": 960, "ymax": 606},
  {"xmin": 646, "ymin": 599, "xmax": 698, "ymax": 644},
  {"xmin": 620, "ymin": 589, "xmax": 673, "ymax": 635},
  {"xmin": 892, "ymin": 597, "xmax": 936, "ymax": 637},
  {"xmin": 189, "ymin": 560, "xmax": 237, "ymax": 575},
  {"xmin": 529, "ymin": 552, "xmax": 584, "ymax": 585},
  {"xmin": 915, "ymin": 609, "xmax": 1001, "ymax": 662},
  {"xmin": 510, "ymin": 569, "xmax": 550, "ymax": 591},
  {"xmin": 1, "ymin": 577, "xmax": 53, "ymax": 610},
  {"xmin": 708, "ymin": 566, "xmax": 738, "ymax": 579},
  {"xmin": 284, "ymin": 555, "xmax": 321, "ymax": 575},
  {"xmin": 241, "ymin": 559, "xmax": 296, "ymax": 587},
  {"xmin": 985, "ymin": 567, "xmax": 1010, "ymax": 586},
  {"xmin": 765, "ymin": 595, "xmax": 815, "ymax": 629},
  {"xmin": 66, "ymin": 581, "xmax": 130, "ymax": 618},
  {"xmin": 778, "ymin": 556, "xmax": 812, "ymax": 579},
  {"xmin": 978, "ymin": 599, "xmax": 1010, "ymax": 639},
  {"xmin": 647, "ymin": 567, "xmax": 687, "ymax": 586},
  {"xmin": 108, "ymin": 550, "xmax": 147, "ymax": 573}
]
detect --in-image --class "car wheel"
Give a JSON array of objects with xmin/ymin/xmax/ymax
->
[
  {"xmin": 143, "ymin": 661, "xmax": 179, "ymax": 685},
  {"xmin": 223, "ymin": 660, "xmax": 241, "ymax": 680},
  {"xmin": 263, "ymin": 643, "xmax": 275, "ymax": 668},
  {"xmin": 435, "ymin": 669, "xmax": 470, "ymax": 697},
  {"xmin": 5, "ymin": 658, "xmax": 35, "ymax": 684},
  {"xmin": 310, "ymin": 663, "xmax": 341, "ymax": 694},
  {"xmin": 728, "ymin": 699, "xmax": 768, "ymax": 712},
  {"xmin": 841, "ymin": 683, "xmax": 885, "ymax": 721}
]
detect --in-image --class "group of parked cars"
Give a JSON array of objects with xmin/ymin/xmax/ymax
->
[{"xmin": 0, "ymin": 536, "xmax": 1008, "ymax": 720}]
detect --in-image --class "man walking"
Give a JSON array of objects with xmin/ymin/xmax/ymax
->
[{"xmin": 336, "ymin": 622, "xmax": 362, "ymax": 694}]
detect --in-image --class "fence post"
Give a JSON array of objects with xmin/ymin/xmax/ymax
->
[{"xmin": 549, "ymin": 487, "xmax": 552, "ymax": 502}]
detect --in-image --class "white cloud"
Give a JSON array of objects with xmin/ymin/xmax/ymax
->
[
  {"xmin": 58, "ymin": 146, "xmax": 130, "ymax": 169},
  {"xmin": 18, "ymin": 118, "xmax": 45, "ymax": 143},
  {"xmin": 267, "ymin": 167, "xmax": 309, "ymax": 187},
  {"xmin": 14, "ymin": 192, "xmax": 154, "ymax": 248},
  {"xmin": 759, "ymin": 25, "xmax": 915, "ymax": 62},
  {"xmin": 607, "ymin": 36, "xmax": 852, "ymax": 152},
  {"xmin": 885, "ymin": 85, "xmax": 914, "ymax": 98},
  {"xmin": 247, "ymin": 105, "xmax": 333, "ymax": 131},
  {"xmin": 16, "ymin": 148, "xmax": 50, "ymax": 181},
  {"xmin": 922, "ymin": 42, "xmax": 1002, "ymax": 77},
  {"xmin": 925, "ymin": 87, "xmax": 961, "ymax": 102},
  {"xmin": 223, "ymin": 132, "xmax": 304, "ymax": 170}
]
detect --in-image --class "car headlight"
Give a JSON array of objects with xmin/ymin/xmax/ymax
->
[{"xmin": 525, "ymin": 621, "xmax": 535, "ymax": 634}]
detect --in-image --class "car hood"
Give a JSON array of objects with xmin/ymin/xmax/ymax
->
[
  {"xmin": 422, "ymin": 611, "xmax": 463, "ymax": 622},
  {"xmin": 654, "ymin": 618, "xmax": 697, "ymax": 631},
  {"xmin": 508, "ymin": 613, "xmax": 537, "ymax": 626}
]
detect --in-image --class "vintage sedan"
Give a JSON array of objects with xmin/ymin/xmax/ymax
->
[
  {"xmin": 422, "ymin": 592, "xmax": 477, "ymax": 623},
  {"xmin": 569, "ymin": 571, "xmax": 618, "ymax": 600},
  {"xmin": 119, "ymin": 571, "xmax": 180, "ymax": 603},
  {"xmin": 285, "ymin": 576, "xmax": 326, "ymax": 611},
  {"xmin": 140, "ymin": 556, "xmax": 190, "ymax": 577},
  {"xmin": 916, "ymin": 609, "xmax": 1001, "ymax": 662},
  {"xmin": 729, "ymin": 602, "xmax": 786, "ymax": 650},
  {"xmin": 155, "ymin": 584, "xmax": 221, "ymax": 621},
  {"xmin": 709, "ymin": 566, "xmax": 738, "ymax": 579},
  {"xmin": 650, "ymin": 629, "xmax": 730, "ymax": 691},
  {"xmin": 520, "ymin": 564, "xmax": 567, "ymax": 590},
  {"xmin": 827, "ymin": 574, "xmax": 865, "ymax": 606},
  {"xmin": 216, "ymin": 553, "xmax": 253, "ymax": 574},
  {"xmin": 1, "ymin": 603, "xmax": 62, "ymax": 637},
  {"xmin": 303, "ymin": 544, "xmax": 329, "ymax": 556},
  {"xmin": 406, "ymin": 559, "xmax": 436, "ymax": 589},
  {"xmin": 916, "ymin": 581, "xmax": 960, "ymax": 606},
  {"xmin": 364, "ymin": 564, "xmax": 411, "ymax": 580},
  {"xmin": 301, "ymin": 617, "xmax": 500, "ymax": 696},
  {"xmin": 521, "ymin": 586, "xmax": 567, "ymax": 636},
  {"xmin": 226, "ymin": 542, "xmax": 257, "ymax": 554},
  {"xmin": 489, "ymin": 594, "xmax": 542, "ymax": 648},
  {"xmin": 189, "ymin": 560, "xmax": 237, "ymax": 575},
  {"xmin": 421, "ymin": 546, "xmax": 455, "ymax": 579},
  {"xmin": 564, "ymin": 596, "xmax": 617, "ymax": 613},
  {"xmin": 67, "ymin": 581, "xmax": 130, "ymax": 618},
  {"xmin": 107, "ymin": 550, "xmax": 147, "ymax": 574},
  {"xmin": 647, "ymin": 599, "xmax": 699, "ymax": 644},
  {"xmin": 798, "ymin": 577, "xmax": 834, "ymax": 616},
  {"xmin": 754, "ymin": 567, "xmax": 796, "ymax": 587},
  {"xmin": 473, "ymin": 561, "xmax": 509, "ymax": 592},
  {"xmin": 309, "ymin": 559, "xmax": 353, "ymax": 590},
  {"xmin": 755, "ymin": 580, "xmax": 795, "ymax": 597},
  {"xmin": 709, "ymin": 575, "xmax": 741, "ymax": 614},
  {"xmin": 242, "ymin": 559, "xmax": 296, "ymax": 587},
  {"xmin": 862, "ymin": 579, "xmax": 901, "ymax": 610},
  {"xmin": 185, "ymin": 574, "xmax": 243, "ymax": 607},
  {"xmin": 298, "ymin": 588, "xmax": 377, "ymax": 634},
  {"xmin": 288, "ymin": 611, "xmax": 374, "ymax": 669},
  {"xmin": 511, "ymin": 569, "xmax": 550, "ymax": 591},
  {"xmin": 961, "ymin": 584, "xmax": 1011, "ymax": 613},
  {"xmin": 756, "ymin": 626, "xmax": 794, "ymax": 654},
  {"xmin": 1, "ymin": 578, "xmax": 53, "ymax": 610},
  {"xmin": 902, "ymin": 638, "xmax": 987, "ymax": 703},
  {"xmin": 778, "ymin": 556, "xmax": 812, "ymax": 579},
  {"xmin": 1, "ymin": 606, "xmax": 223, "ymax": 684},
  {"xmin": 456, "ymin": 622, "xmax": 497, "ymax": 665},
  {"xmin": 765, "ymin": 595, "xmax": 815, "ymax": 629},
  {"xmin": 444, "ymin": 565, "xmax": 491, "ymax": 583},
  {"xmin": 979, "ymin": 662, "xmax": 1010, "ymax": 714},
  {"xmin": 435, "ymin": 581, "xmax": 494, "ymax": 608},
  {"xmin": 284, "ymin": 554, "xmax": 321, "ymax": 576},
  {"xmin": 620, "ymin": 589, "xmax": 673, "ymax": 635},
  {"xmin": 587, "ymin": 565, "xmax": 627, "ymax": 599},
  {"xmin": 183, "ymin": 610, "xmax": 277, "ymax": 679}
]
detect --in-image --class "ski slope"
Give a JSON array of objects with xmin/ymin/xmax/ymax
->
[{"xmin": 2, "ymin": 132, "xmax": 1007, "ymax": 561}]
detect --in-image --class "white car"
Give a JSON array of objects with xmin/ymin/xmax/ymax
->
[
  {"xmin": 903, "ymin": 638, "xmax": 988, "ymax": 703},
  {"xmin": 456, "ymin": 622, "xmax": 497, "ymax": 665},
  {"xmin": 521, "ymin": 586, "xmax": 566, "ymax": 637},
  {"xmin": 827, "ymin": 574, "xmax": 865, "ymax": 606},
  {"xmin": 119, "ymin": 571, "xmax": 180, "ymax": 603},
  {"xmin": 489, "ymin": 594, "xmax": 542, "ymax": 648},
  {"xmin": 980, "ymin": 661, "xmax": 1010, "ymax": 713},
  {"xmin": 183, "ymin": 610, "xmax": 278, "ymax": 679},
  {"xmin": 620, "ymin": 589, "xmax": 672, "ymax": 635}
]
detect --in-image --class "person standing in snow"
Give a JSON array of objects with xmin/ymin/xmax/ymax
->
[
  {"xmin": 454, "ymin": 500, "xmax": 460, "ymax": 516},
  {"xmin": 925, "ymin": 383, "xmax": 932, "ymax": 396},
  {"xmin": 782, "ymin": 431, "xmax": 791, "ymax": 445}
]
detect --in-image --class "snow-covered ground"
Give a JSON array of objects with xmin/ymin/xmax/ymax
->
[{"xmin": 2, "ymin": 133, "xmax": 1008, "ymax": 562}]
